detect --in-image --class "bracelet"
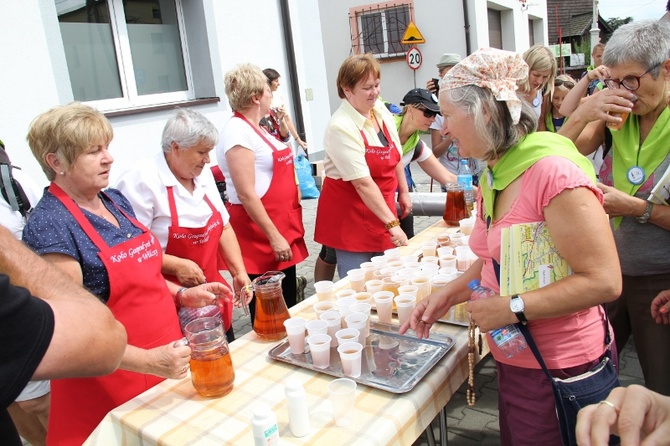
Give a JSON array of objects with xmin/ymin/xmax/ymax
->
[
  {"xmin": 384, "ymin": 219, "xmax": 400, "ymax": 230},
  {"xmin": 176, "ymin": 287, "xmax": 188, "ymax": 308}
]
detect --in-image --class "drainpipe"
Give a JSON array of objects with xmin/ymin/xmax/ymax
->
[
  {"xmin": 462, "ymin": 0, "xmax": 472, "ymax": 55},
  {"xmin": 279, "ymin": 0, "xmax": 306, "ymax": 144}
]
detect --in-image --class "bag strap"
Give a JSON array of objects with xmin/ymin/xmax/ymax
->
[{"xmin": 0, "ymin": 164, "xmax": 32, "ymax": 218}]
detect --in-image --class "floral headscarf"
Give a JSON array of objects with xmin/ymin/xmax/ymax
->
[{"xmin": 440, "ymin": 47, "xmax": 529, "ymax": 124}]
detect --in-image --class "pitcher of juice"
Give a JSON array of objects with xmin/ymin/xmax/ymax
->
[
  {"xmin": 444, "ymin": 183, "xmax": 469, "ymax": 226},
  {"xmin": 251, "ymin": 271, "xmax": 291, "ymax": 341},
  {"xmin": 184, "ymin": 316, "xmax": 235, "ymax": 398}
]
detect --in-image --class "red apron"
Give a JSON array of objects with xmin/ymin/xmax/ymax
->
[
  {"xmin": 226, "ymin": 112, "xmax": 308, "ymax": 274},
  {"xmin": 163, "ymin": 186, "xmax": 233, "ymax": 330},
  {"xmin": 315, "ymin": 123, "xmax": 400, "ymax": 252},
  {"xmin": 46, "ymin": 183, "xmax": 182, "ymax": 446}
]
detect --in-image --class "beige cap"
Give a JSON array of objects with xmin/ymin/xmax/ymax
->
[{"xmin": 436, "ymin": 53, "xmax": 462, "ymax": 68}]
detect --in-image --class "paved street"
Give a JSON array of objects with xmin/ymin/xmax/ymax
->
[{"xmin": 230, "ymin": 163, "xmax": 644, "ymax": 445}]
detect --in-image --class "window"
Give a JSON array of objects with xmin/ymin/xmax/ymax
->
[
  {"xmin": 55, "ymin": 0, "xmax": 192, "ymax": 111},
  {"xmin": 488, "ymin": 8, "xmax": 502, "ymax": 49},
  {"xmin": 350, "ymin": 2, "xmax": 412, "ymax": 58}
]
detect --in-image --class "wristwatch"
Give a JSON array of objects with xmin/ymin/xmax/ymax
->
[
  {"xmin": 636, "ymin": 201, "xmax": 654, "ymax": 224},
  {"xmin": 509, "ymin": 295, "xmax": 528, "ymax": 325}
]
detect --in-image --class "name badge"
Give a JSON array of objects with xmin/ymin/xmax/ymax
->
[{"xmin": 627, "ymin": 166, "xmax": 645, "ymax": 185}]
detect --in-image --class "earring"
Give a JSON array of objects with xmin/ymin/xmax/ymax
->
[{"xmin": 60, "ymin": 171, "xmax": 65, "ymax": 175}]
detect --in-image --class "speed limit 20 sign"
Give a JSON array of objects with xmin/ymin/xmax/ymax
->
[{"xmin": 406, "ymin": 46, "xmax": 422, "ymax": 71}]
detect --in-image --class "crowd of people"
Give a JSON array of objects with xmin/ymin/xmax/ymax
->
[{"xmin": 3, "ymin": 13, "xmax": 670, "ymax": 446}]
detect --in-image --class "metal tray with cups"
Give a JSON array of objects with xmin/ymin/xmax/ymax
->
[{"xmin": 268, "ymin": 321, "xmax": 455, "ymax": 394}]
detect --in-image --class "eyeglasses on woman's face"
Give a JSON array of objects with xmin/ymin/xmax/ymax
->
[
  {"xmin": 604, "ymin": 61, "xmax": 663, "ymax": 92},
  {"xmin": 413, "ymin": 105, "xmax": 438, "ymax": 119},
  {"xmin": 554, "ymin": 79, "xmax": 575, "ymax": 88}
]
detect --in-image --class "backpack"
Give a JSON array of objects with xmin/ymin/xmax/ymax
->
[{"xmin": 0, "ymin": 163, "xmax": 32, "ymax": 218}]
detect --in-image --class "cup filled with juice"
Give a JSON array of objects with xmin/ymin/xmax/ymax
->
[{"xmin": 184, "ymin": 316, "xmax": 235, "ymax": 398}]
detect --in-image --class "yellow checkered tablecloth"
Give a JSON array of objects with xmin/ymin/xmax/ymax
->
[{"xmin": 85, "ymin": 221, "xmax": 488, "ymax": 445}]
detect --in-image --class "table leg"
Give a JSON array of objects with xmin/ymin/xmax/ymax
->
[
  {"xmin": 426, "ymin": 421, "xmax": 437, "ymax": 446},
  {"xmin": 439, "ymin": 406, "xmax": 448, "ymax": 446}
]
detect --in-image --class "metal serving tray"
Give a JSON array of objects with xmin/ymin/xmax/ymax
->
[
  {"xmin": 368, "ymin": 302, "xmax": 469, "ymax": 327},
  {"xmin": 268, "ymin": 322, "xmax": 455, "ymax": 394}
]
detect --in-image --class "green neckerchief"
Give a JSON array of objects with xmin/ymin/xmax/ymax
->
[
  {"xmin": 480, "ymin": 132, "xmax": 596, "ymax": 225},
  {"xmin": 545, "ymin": 112, "xmax": 568, "ymax": 133},
  {"xmin": 610, "ymin": 107, "xmax": 670, "ymax": 228},
  {"xmin": 394, "ymin": 114, "xmax": 421, "ymax": 156}
]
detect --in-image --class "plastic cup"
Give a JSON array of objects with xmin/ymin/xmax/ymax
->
[
  {"xmin": 420, "ymin": 263, "xmax": 440, "ymax": 276},
  {"xmin": 411, "ymin": 276, "xmax": 432, "ymax": 302},
  {"xmin": 364, "ymin": 279, "xmax": 383, "ymax": 294},
  {"xmin": 283, "ymin": 317, "xmax": 306, "ymax": 354},
  {"xmin": 335, "ymin": 328, "xmax": 360, "ymax": 346},
  {"xmin": 353, "ymin": 292, "xmax": 372, "ymax": 305},
  {"xmin": 394, "ymin": 294, "xmax": 416, "ymax": 326},
  {"xmin": 439, "ymin": 254, "xmax": 457, "ymax": 269},
  {"xmin": 450, "ymin": 232, "xmax": 464, "ymax": 245},
  {"xmin": 370, "ymin": 255, "xmax": 387, "ymax": 269},
  {"xmin": 314, "ymin": 280, "xmax": 334, "ymax": 301},
  {"xmin": 437, "ymin": 232, "xmax": 451, "ymax": 247},
  {"xmin": 430, "ymin": 274, "xmax": 452, "ymax": 293},
  {"xmin": 373, "ymin": 291, "xmax": 394, "ymax": 324},
  {"xmin": 335, "ymin": 289, "xmax": 356, "ymax": 300},
  {"xmin": 347, "ymin": 268, "xmax": 366, "ymax": 292},
  {"xmin": 359, "ymin": 262, "xmax": 377, "ymax": 281},
  {"xmin": 337, "ymin": 342, "xmax": 363, "ymax": 378},
  {"xmin": 384, "ymin": 248, "xmax": 401, "ymax": 260},
  {"xmin": 329, "ymin": 378, "xmax": 357, "ymax": 427},
  {"xmin": 438, "ymin": 266, "xmax": 458, "ymax": 276},
  {"xmin": 349, "ymin": 302, "xmax": 372, "ymax": 337},
  {"xmin": 421, "ymin": 255, "xmax": 440, "ymax": 265},
  {"xmin": 319, "ymin": 310, "xmax": 342, "ymax": 347},
  {"xmin": 455, "ymin": 246, "xmax": 472, "ymax": 271},
  {"xmin": 400, "ymin": 254, "xmax": 419, "ymax": 264},
  {"xmin": 606, "ymin": 110, "xmax": 630, "ymax": 131},
  {"xmin": 344, "ymin": 311, "xmax": 368, "ymax": 345},
  {"xmin": 437, "ymin": 246, "xmax": 454, "ymax": 257},
  {"xmin": 305, "ymin": 319, "xmax": 328, "ymax": 336},
  {"xmin": 307, "ymin": 334, "xmax": 332, "ymax": 369},
  {"xmin": 459, "ymin": 218, "xmax": 475, "ymax": 235},
  {"xmin": 386, "ymin": 260, "xmax": 404, "ymax": 269},
  {"xmin": 313, "ymin": 300, "xmax": 336, "ymax": 317},
  {"xmin": 336, "ymin": 296, "xmax": 357, "ymax": 320},
  {"xmin": 397, "ymin": 284, "xmax": 418, "ymax": 297},
  {"xmin": 421, "ymin": 241, "xmax": 437, "ymax": 258}
]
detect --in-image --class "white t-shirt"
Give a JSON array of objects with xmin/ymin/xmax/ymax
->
[
  {"xmin": 400, "ymin": 139, "xmax": 432, "ymax": 167},
  {"xmin": 216, "ymin": 115, "xmax": 289, "ymax": 203},
  {"xmin": 0, "ymin": 167, "xmax": 43, "ymax": 240},
  {"xmin": 113, "ymin": 151, "xmax": 228, "ymax": 251}
]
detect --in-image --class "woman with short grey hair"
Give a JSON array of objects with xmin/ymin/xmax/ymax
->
[
  {"xmin": 559, "ymin": 20, "xmax": 670, "ymax": 396},
  {"xmin": 116, "ymin": 108, "xmax": 252, "ymax": 342},
  {"xmin": 401, "ymin": 47, "xmax": 621, "ymax": 445}
]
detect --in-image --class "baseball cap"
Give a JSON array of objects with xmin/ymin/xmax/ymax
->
[
  {"xmin": 400, "ymin": 88, "xmax": 440, "ymax": 113},
  {"xmin": 436, "ymin": 53, "xmax": 462, "ymax": 68}
]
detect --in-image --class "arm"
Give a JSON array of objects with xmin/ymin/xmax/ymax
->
[
  {"xmin": 0, "ymin": 227, "xmax": 126, "ymax": 380},
  {"xmin": 350, "ymin": 175, "xmax": 407, "ymax": 246},
  {"xmin": 217, "ymin": 223, "xmax": 252, "ymax": 306},
  {"xmin": 651, "ymin": 290, "xmax": 670, "ymax": 325},
  {"xmin": 430, "ymin": 128, "xmax": 453, "ymax": 159},
  {"xmin": 395, "ymin": 160, "xmax": 411, "ymax": 219},
  {"xmin": 162, "ymin": 254, "xmax": 206, "ymax": 287},
  {"xmin": 418, "ymin": 151, "xmax": 457, "ymax": 185},
  {"xmin": 226, "ymin": 146, "xmax": 291, "ymax": 262},
  {"xmin": 467, "ymin": 187, "xmax": 621, "ymax": 333},
  {"xmin": 42, "ymin": 252, "xmax": 191, "ymax": 380},
  {"xmin": 597, "ymin": 183, "xmax": 670, "ymax": 231},
  {"xmin": 279, "ymin": 110, "xmax": 307, "ymax": 150},
  {"xmin": 560, "ymin": 65, "xmax": 608, "ymax": 117}
]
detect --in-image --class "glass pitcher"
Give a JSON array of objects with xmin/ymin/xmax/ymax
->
[
  {"xmin": 443, "ymin": 183, "xmax": 469, "ymax": 226},
  {"xmin": 251, "ymin": 271, "xmax": 291, "ymax": 341}
]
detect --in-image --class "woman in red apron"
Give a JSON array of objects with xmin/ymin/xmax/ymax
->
[
  {"xmin": 314, "ymin": 54, "xmax": 411, "ymax": 279},
  {"xmin": 115, "ymin": 109, "xmax": 252, "ymax": 342},
  {"xmin": 217, "ymin": 64, "xmax": 308, "ymax": 320},
  {"xmin": 22, "ymin": 103, "xmax": 230, "ymax": 445}
]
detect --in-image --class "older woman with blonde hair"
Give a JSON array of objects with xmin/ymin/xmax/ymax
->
[
  {"xmin": 216, "ymin": 64, "xmax": 308, "ymax": 319},
  {"xmin": 115, "ymin": 108, "xmax": 252, "ymax": 342},
  {"xmin": 22, "ymin": 102, "xmax": 230, "ymax": 445},
  {"xmin": 401, "ymin": 48, "xmax": 621, "ymax": 445}
]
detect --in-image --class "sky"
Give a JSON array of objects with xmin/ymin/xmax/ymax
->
[{"xmin": 598, "ymin": 0, "xmax": 668, "ymax": 21}]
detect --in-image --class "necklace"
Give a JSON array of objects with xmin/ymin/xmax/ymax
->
[{"xmin": 467, "ymin": 319, "xmax": 477, "ymax": 406}]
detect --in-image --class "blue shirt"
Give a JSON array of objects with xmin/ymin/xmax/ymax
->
[{"xmin": 22, "ymin": 188, "xmax": 143, "ymax": 303}]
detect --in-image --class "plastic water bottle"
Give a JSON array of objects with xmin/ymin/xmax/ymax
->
[
  {"xmin": 457, "ymin": 159, "xmax": 474, "ymax": 214},
  {"xmin": 285, "ymin": 379, "xmax": 310, "ymax": 437},
  {"xmin": 251, "ymin": 404, "xmax": 280, "ymax": 445},
  {"xmin": 467, "ymin": 280, "xmax": 528, "ymax": 358}
]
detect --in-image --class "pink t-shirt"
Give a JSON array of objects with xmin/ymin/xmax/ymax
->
[{"xmin": 470, "ymin": 156, "xmax": 609, "ymax": 369}]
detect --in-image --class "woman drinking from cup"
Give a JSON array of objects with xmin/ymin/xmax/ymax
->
[
  {"xmin": 314, "ymin": 54, "xmax": 411, "ymax": 278},
  {"xmin": 115, "ymin": 108, "xmax": 251, "ymax": 342},
  {"xmin": 22, "ymin": 102, "xmax": 232, "ymax": 445},
  {"xmin": 558, "ymin": 20, "xmax": 670, "ymax": 396},
  {"xmin": 216, "ymin": 64, "xmax": 308, "ymax": 319},
  {"xmin": 400, "ymin": 48, "xmax": 621, "ymax": 445}
]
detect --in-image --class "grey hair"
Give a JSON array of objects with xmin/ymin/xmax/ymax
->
[
  {"xmin": 161, "ymin": 108, "xmax": 218, "ymax": 153},
  {"xmin": 603, "ymin": 20, "xmax": 670, "ymax": 78},
  {"xmin": 442, "ymin": 86, "xmax": 537, "ymax": 161}
]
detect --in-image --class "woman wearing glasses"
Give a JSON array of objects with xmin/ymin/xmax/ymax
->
[
  {"xmin": 559, "ymin": 20, "xmax": 670, "ymax": 396},
  {"xmin": 394, "ymin": 88, "xmax": 457, "ymax": 237},
  {"xmin": 314, "ymin": 54, "xmax": 411, "ymax": 277}
]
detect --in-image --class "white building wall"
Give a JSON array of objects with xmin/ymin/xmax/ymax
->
[{"xmin": 0, "ymin": 0, "xmax": 331, "ymax": 185}]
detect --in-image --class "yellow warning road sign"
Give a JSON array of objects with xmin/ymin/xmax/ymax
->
[{"xmin": 401, "ymin": 21, "xmax": 425, "ymax": 44}]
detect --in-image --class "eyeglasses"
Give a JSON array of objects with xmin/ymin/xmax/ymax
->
[
  {"xmin": 554, "ymin": 79, "xmax": 575, "ymax": 88},
  {"xmin": 413, "ymin": 105, "xmax": 438, "ymax": 118},
  {"xmin": 603, "ymin": 61, "xmax": 662, "ymax": 92}
]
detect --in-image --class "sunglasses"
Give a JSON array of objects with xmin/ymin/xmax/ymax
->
[
  {"xmin": 603, "ymin": 61, "xmax": 663, "ymax": 92},
  {"xmin": 554, "ymin": 79, "xmax": 575, "ymax": 88},
  {"xmin": 413, "ymin": 105, "xmax": 438, "ymax": 118}
]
